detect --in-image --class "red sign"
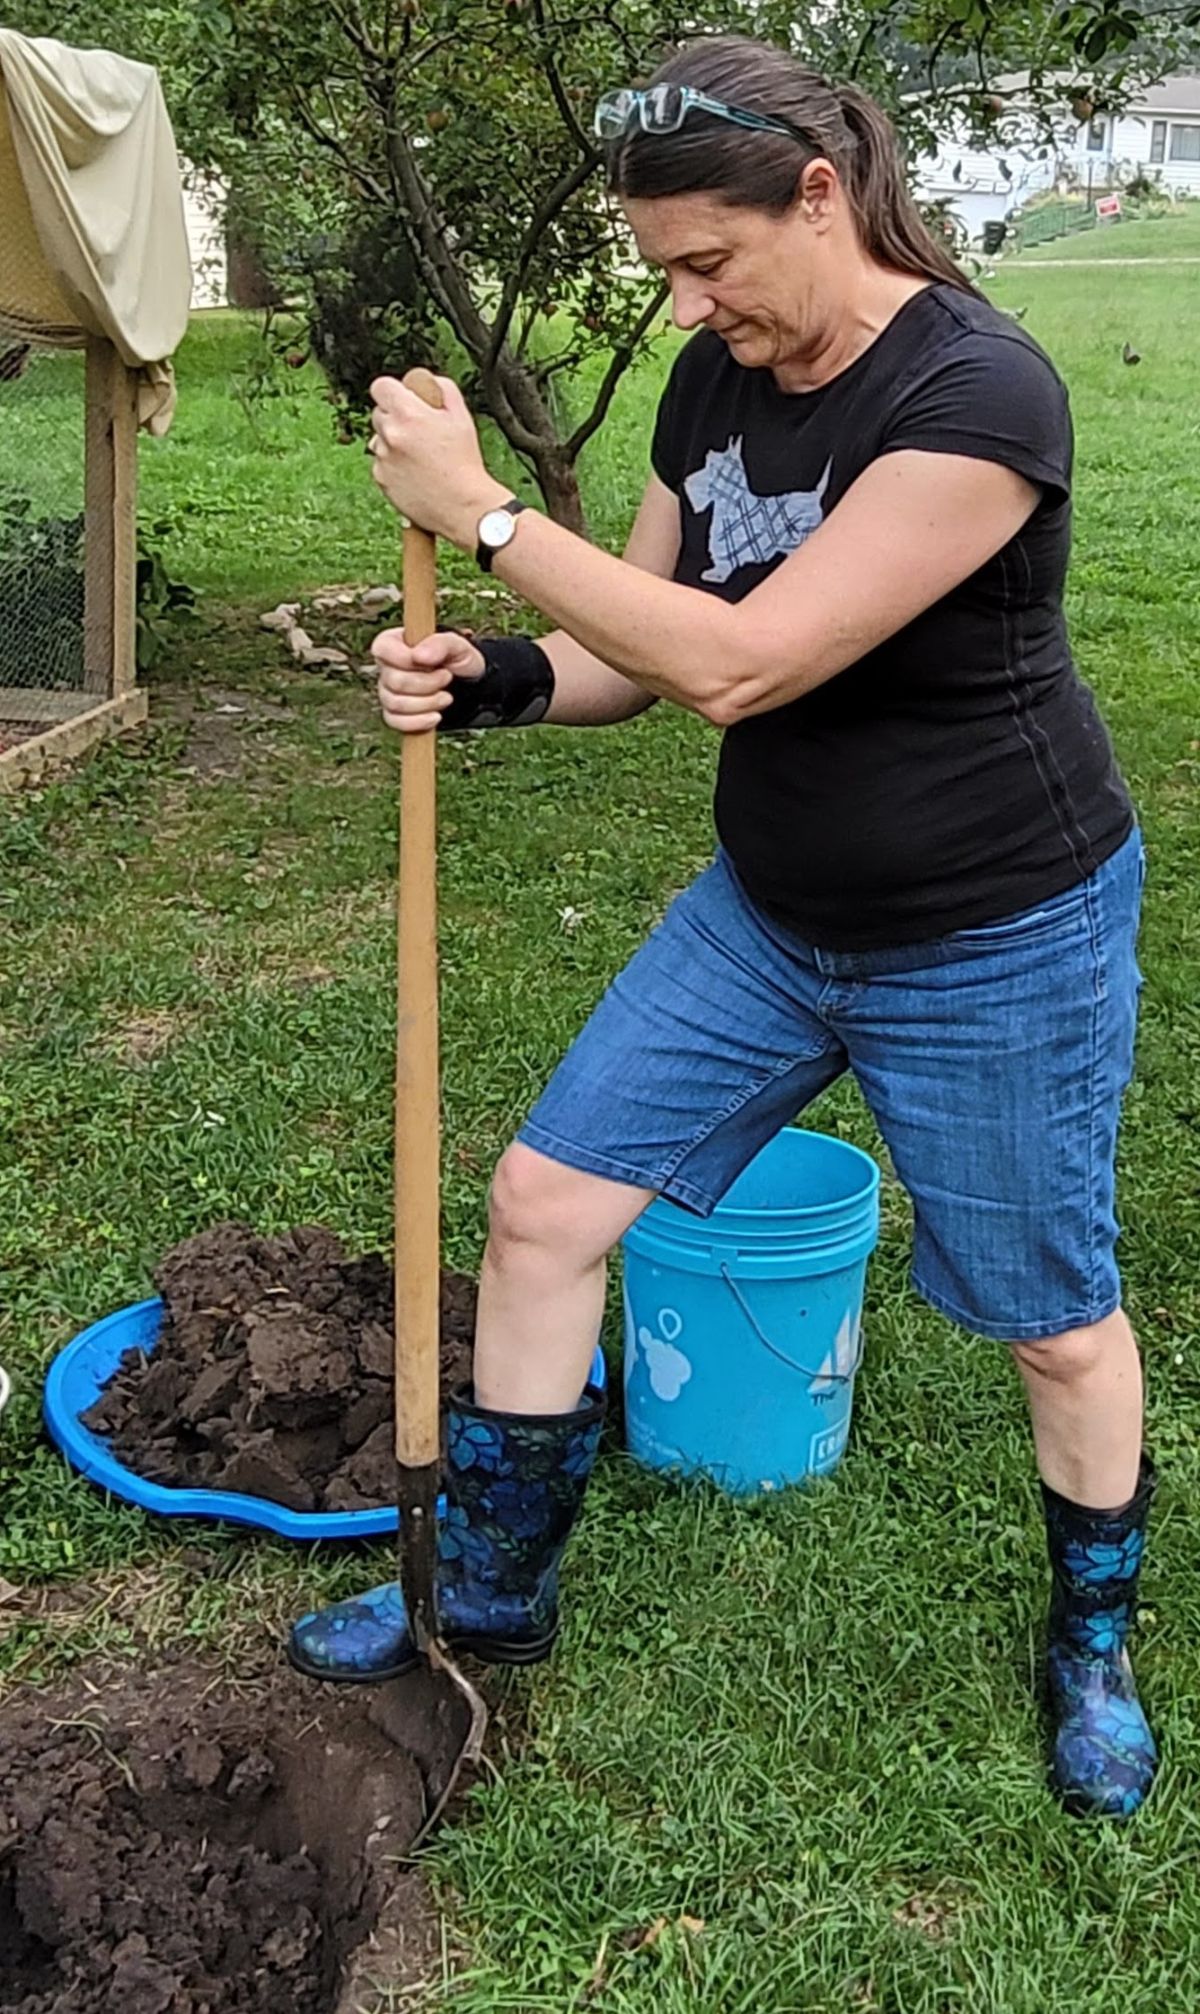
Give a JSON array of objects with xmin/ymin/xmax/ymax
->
[{"xmin": 1096, "ymin": 194, "xmax": 1122, "ymax": 219}]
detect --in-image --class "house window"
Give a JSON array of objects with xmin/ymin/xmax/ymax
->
[
  {"xmin": 1087, "ymin": 118, "xmax": 1108, "ymax": 152},
  {"xmin": 1150, "ymin": 121, "xmax": 1167, "ymax": 164},
  {"xmin": 1169, "ymin": 124, "xmax": 1200, "ymax": 162}
]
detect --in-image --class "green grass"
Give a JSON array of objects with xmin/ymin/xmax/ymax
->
[
  {"xmin": 143, "ymin": 311, "xmax": 667, "ymax": 603},
  {"xmin": 2, "ymin": 273, "xmax": 1200, "ymax": 2010},
  {"xmin": 1015, "ymin": 204, "xmax": 1200, "ymax": 261}
]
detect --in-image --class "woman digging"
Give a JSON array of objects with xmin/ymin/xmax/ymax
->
[{"xmin": 289, "ymin": 35, "xmax": 1156, "ymax": 1820}]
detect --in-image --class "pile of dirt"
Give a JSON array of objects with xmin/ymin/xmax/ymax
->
[
  {"xmin": 0, "ymin": 1661, "xmax": 457, "ymax": 2013},
  {"xmin": 81, "ymin": 1223, "xmax": 475, "ymax": 1514}
]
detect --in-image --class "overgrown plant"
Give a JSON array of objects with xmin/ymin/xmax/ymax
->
[
  {"xmin": 135, "ymin": 519, "xmax": 197, "ymax": 672},
  {"xmin": 0, "ymin": 495, "xmax": 194, "ymax": 684}
]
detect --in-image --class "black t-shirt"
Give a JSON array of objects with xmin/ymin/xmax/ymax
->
[{"xmin": 651, "ymin": 283, "xmax": 1133, "ymax": 949}]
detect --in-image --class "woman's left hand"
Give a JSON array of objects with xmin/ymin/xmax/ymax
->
[{"xmin": 368, "ymin": 374, "xmax": 507, "ymax": 548}]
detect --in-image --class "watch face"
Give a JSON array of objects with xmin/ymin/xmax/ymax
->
[{"xmin": 478, "ymin": 507, "xmax": 515, "ymax": 549}]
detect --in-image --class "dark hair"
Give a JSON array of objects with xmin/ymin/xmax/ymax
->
[{"xmin": 606, "ymin": 35, "xmax": 974, "ymax": 296}]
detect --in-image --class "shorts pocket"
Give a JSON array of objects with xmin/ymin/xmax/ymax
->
[{"xmin": 949, "ymin": 883, "xmax": 1088, "ymax": 949}]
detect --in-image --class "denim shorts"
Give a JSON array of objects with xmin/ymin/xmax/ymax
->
[{"xmin": 520, "ymin": 828, "xmax": 1145, "ymax": 1342}]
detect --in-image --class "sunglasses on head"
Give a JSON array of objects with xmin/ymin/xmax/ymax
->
[{"xmin": 594, "ymin": 83, "xmax": 811, "ymax": 147}]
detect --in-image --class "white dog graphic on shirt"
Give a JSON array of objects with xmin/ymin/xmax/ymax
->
[{"xmin": 684, "ymin": 437, "xmax": 832, "ymax": 584}]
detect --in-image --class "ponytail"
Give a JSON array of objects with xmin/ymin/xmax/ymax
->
[{"xmin": 836, "ymin": 83, "xmax": 975, "ymax": 293}]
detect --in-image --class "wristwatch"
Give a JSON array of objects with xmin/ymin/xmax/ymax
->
[{"xmin": 475, "ymin": 496, "xmax": 527, "ymax": 573}]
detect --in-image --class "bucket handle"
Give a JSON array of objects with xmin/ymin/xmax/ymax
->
[{"xmin": 718, "ymin": 1265, "xmax": 864, "ymax": 1384}]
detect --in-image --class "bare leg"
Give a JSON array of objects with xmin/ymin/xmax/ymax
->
[
  {"xmin": 472, "ymin": 1143, "xmax": 654, "ymax": 1414},
  {"xmin": 1011, "ymin": 1307, "xmax": 1143, "ymax": 1507}
]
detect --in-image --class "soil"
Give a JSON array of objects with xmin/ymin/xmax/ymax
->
[
  {"xmin": 81, "ymin": 1223, "xmax": 476, "ymax": 1514},
  {"xmin": 0, "ymin": 1658, "xmax": 469, "ymax": 2013}
]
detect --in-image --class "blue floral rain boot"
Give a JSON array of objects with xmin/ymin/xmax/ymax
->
[
  {"xmin": 1043, "ymin": 1456, "xmax": 1157, "ymax": 1818},
  {"xmin": 288, "ymin": 1383, "xmax": 605, "ymax": 1683}
]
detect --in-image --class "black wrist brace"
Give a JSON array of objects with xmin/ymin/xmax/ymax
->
[{"xmin": 440, "ymin": 634, "xmax": 555, "ymax": 732}]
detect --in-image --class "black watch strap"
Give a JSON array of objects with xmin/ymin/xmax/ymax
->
[{"xmin": 476, "ymin": 497, "xmax": 526, "ymax": 573}]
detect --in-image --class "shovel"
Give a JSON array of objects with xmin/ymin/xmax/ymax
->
[{"xmin": 391, "ymin": 367, "xmax": 487, "ymax": 1839}]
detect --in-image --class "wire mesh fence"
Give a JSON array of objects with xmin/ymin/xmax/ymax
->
[{"xmin": 0, "ymin": 328, "xmax": 87, "ymax": 750}]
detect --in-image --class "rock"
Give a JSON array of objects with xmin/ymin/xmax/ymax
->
[
  {"xmin": 360, "ymin": 585, "xmax": 400, "ymax": 609},
  {"xmin": 286, "ymin": 627, "xmax": 314, "ymax": 658},
  {"xmin": 259, "ymin": 604, "xmax": 301, "ymax": 632},
  {"xmin": 323, "ymin": 1421, "xmax": 393, "ymax": 1510},
  {"xmin": 244, "ymin": 1307, "xmax": 354, "ymax": 1422},
  {"xmin": 110, "ymin": 1941, "xmax": 176, "ymax": 2014},
  {"xmin": 177, "ymin": 1736, "xmax": 223, "ymax": 1790},
  {"xmin": 298, "ymin": 646, "xmax": 351, "ymax": 671}
]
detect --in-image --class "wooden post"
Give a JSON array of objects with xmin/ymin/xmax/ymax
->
[{"xmin": 83, "ymin": 336, "xmax": 138, "ymax": 697}]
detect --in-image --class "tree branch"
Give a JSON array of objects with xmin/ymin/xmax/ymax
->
[
  {"xmin": 600, "ymin": 0, "xmax": 642, "ymax": 69},
  {"xmin": 925, "ymin": 23, "xmax": 959, "ymax": 94},
  {"xmin": 384, "ymin": 125, "xmax": 550, "ymax": 454},
  {"xmin": 484, "ymin": 149, "xmax": 602, "ymax": 371},
  {"xmin": 564, "ymin": 281, "xmax": 669, "ymax": 462},
  {"xmin": 404, "ymin": 27, "xmax": 491, "ymax": 78},
  {"xmin": 515, "ymin": 299, "xmax": 541, "ymax": 360},
  {"xmin": 538, "ymin": 348, "xmax": 584, "ymax": 379},
  {"xmin": 327, "ymin": 0, "xmax": 386, "ymax": 71},
  {"xmin": 530, "ymin": 0, "xmax": 591, "ymax": 155},
  {"xmin": 385, "ymin": 130, "xmax": 490, "ymax": 348},
  {"xmin": 845, "ymin": 18, "xmax": 878, "ymax": 82},
  {"xmin": 286, "ymin": 87, "xmax": 392, "ymax": 207}
]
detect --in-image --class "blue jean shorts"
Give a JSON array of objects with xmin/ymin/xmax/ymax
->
[{"xmin": 519, "ymin": 829, "xmax": 1145, "ymax": 1342}]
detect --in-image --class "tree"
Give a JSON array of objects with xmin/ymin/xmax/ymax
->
[{"xmin": 12, "ymin": 0, "xmax": 1200, "ymax": 528}]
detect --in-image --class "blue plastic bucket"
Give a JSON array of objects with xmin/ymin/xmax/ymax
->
[{"xmin": 621, "ymin": 1128, "xmax": 880, "ymax": 1495}]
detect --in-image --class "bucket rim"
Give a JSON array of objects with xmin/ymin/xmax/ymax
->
[{"xmin": 646, "ymin": 1131, "xmax": 880, "ymax": 1223}]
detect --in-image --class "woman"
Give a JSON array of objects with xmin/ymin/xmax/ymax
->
[{"xmin": 289, "ymin": 36, "xmax": 1155, "ymax": 1820}]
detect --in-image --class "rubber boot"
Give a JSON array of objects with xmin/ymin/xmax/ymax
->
[
  {"xmin": 288, "ymin": 1382, "xmax": 605, "ymax": 1683},
  {"xmin": 1043, "ymin": 1456, "xmax": 1157, "ymax": 1818}
]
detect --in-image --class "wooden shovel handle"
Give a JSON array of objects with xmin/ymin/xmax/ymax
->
[{"xmin": 394, "ymin": 366, "xmax": 443, "ymax": 1470}]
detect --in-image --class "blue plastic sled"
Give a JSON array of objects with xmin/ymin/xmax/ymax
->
[{"xmin": 44, "ymin": 1296, "xmax": 607, "ymax": 1542}]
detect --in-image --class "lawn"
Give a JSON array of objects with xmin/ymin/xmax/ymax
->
[{"xmin": 2, "ymin": 260, "xmax": 1199, "ymax": 2012}]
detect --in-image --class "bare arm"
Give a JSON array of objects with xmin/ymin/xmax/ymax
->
[
  {"xmin": 538, "ymin": 475, "xmax": 680, "ymax": 725},
  {"xmin": 368, "ymin": 374, "xmax": 1039, "ymax": 731},
  {"xmin": 373, "ymin": 475, "xmax": 680, "ymax": 735},
  {"xmin": 481, "ymin": 452, "xmax": 1039, "ymax": 727}
]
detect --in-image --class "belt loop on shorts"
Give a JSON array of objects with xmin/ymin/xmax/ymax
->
[{"xmin": 813, "ymin": 943, "xmax": 870, "ymax": 980}]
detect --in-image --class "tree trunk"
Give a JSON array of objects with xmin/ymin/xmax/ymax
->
[
  {"xmin": 225, "ymin": 219, "xmax": 281, "ymax": 311},
  {"xmin": 531, "ymin": 445, "xmax": 588, "ymax": 537},
  {"xmin": 481, "ymin": 351, "xmax": 590, "ymax": 536}
]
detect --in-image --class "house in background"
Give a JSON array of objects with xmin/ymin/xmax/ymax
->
[
  {"xmin": 916, "ymin": 71, "xmax": 1200, "ymax": 243},
  {"xmin": 182, "ymin": 168, "xmax": 228, "ymax": 307}
]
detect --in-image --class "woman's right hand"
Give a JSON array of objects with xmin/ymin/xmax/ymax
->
[{"xmin": 373, "ymin": 627, "xmax": 485, "ymax": 734}]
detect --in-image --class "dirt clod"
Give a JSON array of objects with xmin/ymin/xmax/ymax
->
[{"xmin": 81, "ymin": 1223, "xmax": 475, "ymax": 1512}]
